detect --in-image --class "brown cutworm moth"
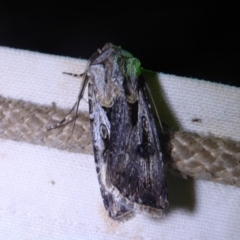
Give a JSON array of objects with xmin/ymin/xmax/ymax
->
[{"xmin": 56, "ymin": 43, "xmax": 168, "ymax": 221}]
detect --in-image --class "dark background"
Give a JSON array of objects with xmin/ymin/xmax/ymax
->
[{"xmin": 1, "ymin": 3, "xmax": 239, "ymax": 87}]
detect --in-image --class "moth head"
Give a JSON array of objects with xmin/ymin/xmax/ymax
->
[
  {"xmin": 120, "ymin": 57, "xmax": 142, "ymax": 78},
  {"xmin": 101, "ymin": 43, "xmax": 142, "ymax": 78}
]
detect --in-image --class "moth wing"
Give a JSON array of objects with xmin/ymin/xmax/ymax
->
[
  {"xmin": 107, "ymin": 85, "xmax": 168, "ymax": 219},
  {"xmin": 88, "ymin": 65, "xmax": 136, "ymax": 221}
]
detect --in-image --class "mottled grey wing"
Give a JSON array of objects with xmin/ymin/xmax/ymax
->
[
  {"xmin": 88, "ymin": 65, "xmax": 137, "ymax": 221},
  {"xmin": 106, "ymin": 83, "xmax": 168, "ymax": 220}
]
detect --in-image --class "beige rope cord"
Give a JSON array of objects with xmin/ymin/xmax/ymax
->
[
  {"xmin": 1, "ymin": 95, "xmax": 240, "ymax": 187},
  {"xmin": 0, "ymin": 95, "xmax": 93, "ymax": 155}
]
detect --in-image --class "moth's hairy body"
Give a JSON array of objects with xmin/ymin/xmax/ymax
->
[{"xmin": 83, "ymin": 43, "xmax": 168, "ymax": 221}]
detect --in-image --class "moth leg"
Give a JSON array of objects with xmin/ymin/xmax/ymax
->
[
  {"xmin": 63, "ymin": 71, "xmax": 89, "ymax": 104},
  {"xmin": 47, "ymin": 101, "xmax": 78, "ymax": 130},
  {"xmin": 48, "ymin": 69, "xmax": 89, "ymax": 132},
  {"xmin": 63, "ymin": 72, "xmax": 84, "ymax": 78}
]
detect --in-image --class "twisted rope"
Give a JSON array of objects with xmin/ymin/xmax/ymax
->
[
  {"xmin": 0, "ymin": 95, "xmax": 93, "ymax": 154},
  {"xmin": 169, "ymin": 131, "xmax": 240, "ymax": 186},
  {"xmin": 1, "ymin": 95, "xmax": 240, "ymax": 186}
]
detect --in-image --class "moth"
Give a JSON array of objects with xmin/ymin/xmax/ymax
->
[{"xmin": 60, "ymin": 43, "xmax": 168, "ymax": 221}]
